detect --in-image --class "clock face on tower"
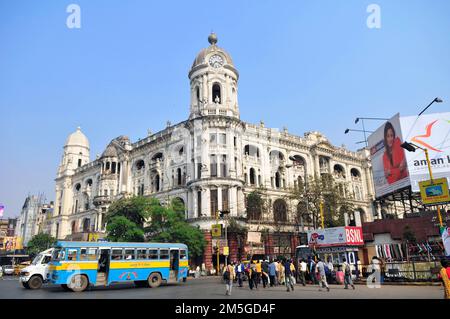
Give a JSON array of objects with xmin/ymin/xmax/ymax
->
[{"xmin": 209, "ymin": 54, "xmax": 224, "ymax": 68}]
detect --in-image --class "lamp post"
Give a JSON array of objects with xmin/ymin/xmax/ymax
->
[
  {"xmin": 344, "ymin": 129, "xmax": 375, "ymax": 147},
  {"xmin": 400, "ymin": 141, "xmax": 444, "ymax": 228},
  {"xmin": 220, "ymin": 210, "xmax": 230, "ymax": 266},
  {"xmin": 215, "ymin": 210, "xmax": 220, "ymax": 276},
  {"xmin": 417, "ymin": 97, "xmax": 443, "ymax": 116}
]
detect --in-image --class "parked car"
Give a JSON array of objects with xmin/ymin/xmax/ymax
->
[{"xmin": 2, "ymin": 265, "xmax": 15, "ymax": 275}]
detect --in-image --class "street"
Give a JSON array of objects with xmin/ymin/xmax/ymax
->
[{"xmin": 0, "ymin": 276, "xmax": 443, "ymax": 299}]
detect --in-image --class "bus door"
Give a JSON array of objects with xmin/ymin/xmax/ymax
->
[
  {"xmin": 169, "ymin": 249, "xmax": 179, "ymax": 282},
  {"xmin": 96, "ymin": 248, "xmax": 110, "ymax": 286}
]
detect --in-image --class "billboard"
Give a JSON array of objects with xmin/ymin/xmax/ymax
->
[
  {"xmin": 419, "ymin": 177, "xmax": 450, "ymax": 205},
  {"xmin": 400, "ymin": 112, "xmax": 450, "ymax": 192},
  {"xmin": 2, "ymin": 236, "xmax": 23, "ymax": 251},
  {"xmin": 307, "ymin": 226, "xmax": 364, "ymax": 247},
  {"xmin": 368, "ymin": 113, "xmax": 410, "ymax": 198},
  {"xmin": 368, "ymin": 112, "xmax": 450, "ymax": 198}
]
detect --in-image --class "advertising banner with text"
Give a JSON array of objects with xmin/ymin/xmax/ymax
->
[
  {"xmin": 307, "ymin": 226, "xmax": 364, "ymax": 247},
  {"xmin": 400, "ymin": 112, "xmax": 450, "ymax": 192}
]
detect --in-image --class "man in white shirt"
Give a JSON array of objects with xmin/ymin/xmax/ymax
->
[{"xmin": 298, "ymin": 259, "xmax": 307, "ymax": 286}]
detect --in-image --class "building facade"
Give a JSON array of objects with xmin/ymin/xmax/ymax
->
[{"xmin": 48, "ymin": 34, "xmax": 375, "ymax": 268}]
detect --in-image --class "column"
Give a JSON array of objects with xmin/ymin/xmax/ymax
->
[
  {"xmin": 230, "ymin": 187, "xmax": 237, "ymax": 216},
  {"xmin": 202, "ymin": 230, "xmax": 213, "ymax": 271},
  {"xmin": 202, "ymin": 188, "xmax": 209, "ymax": 217},
  {"xmin": 229, "ymin": 232, "xmax": 239, "ymax": 262},
  {"xmin": 191, "ymin": 189, "xmax": 197, "ymax": 218}
]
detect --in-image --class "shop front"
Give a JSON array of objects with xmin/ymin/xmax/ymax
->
[{"xmin": 308, "ymin": 226, "xmax": 365, "ymax": 273}]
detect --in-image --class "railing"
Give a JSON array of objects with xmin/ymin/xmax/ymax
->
[{"xmin": 357, "ymin": 261, "xmax": 442, "ymax": 282}]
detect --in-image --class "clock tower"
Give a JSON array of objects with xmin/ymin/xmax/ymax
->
[{"xmin": 188, "ymin": 33, "xmax": 239, "ymax": 119}]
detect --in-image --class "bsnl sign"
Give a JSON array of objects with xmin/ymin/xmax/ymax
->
[{"xmin": 308, "ymin": 226, "xmax": 364, "ymax": 247}]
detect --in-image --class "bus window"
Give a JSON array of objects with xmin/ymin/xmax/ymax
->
[
  {"xmin": 67, "ymin": 249, "xmax": 78, "ymax": 261},
  {"xmin": 111, "ymin": 249, "xmax": 123, "ymax": 260},
  {"xmin": 137, "ymin": 249, "xmax": 147, "ymax": 260},
  {"xmin": 80, "ymin": 248, "xmax": 97, "ymax": 261},
  {"xmin": 159, "ymin": 249, "xmax": 169, "ymax": 260},
  {"xmin": 124, "ymin": 249, "xmax": 135, "ymax": 260},
  {"xmin": 180, "ymin": 250, "xmax": 187, "ymax": 259},
  {"xmin": 148, "ymin": 249, "xmax": 158, "ymax": 260},
  {"xmin": 52, "ymin": 249, "xmax": 65, "ymax": 261}
]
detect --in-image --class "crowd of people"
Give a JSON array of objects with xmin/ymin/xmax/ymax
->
[{"xmin": 222, "ymin": 256, "xmax": 359, "ymax": 296}]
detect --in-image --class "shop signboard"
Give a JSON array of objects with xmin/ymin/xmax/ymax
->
[
  {"xmin": 419, "ymin": 177, "xmax": 450, "ymax": 206},
  {"xmin": 307, "ymin": 226, "xmax": 364, "ymax": 247},
  {"xmin": 247, "ymin": 231, "xmax": 261, "ymax": 243},
  {"xmin": 211, "ymin": 224, "xmax": 222, "ymax": 238}
]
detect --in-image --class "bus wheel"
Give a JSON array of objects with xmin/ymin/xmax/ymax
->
[
  {"xmin": 134, "ymin": 280, "xmax": 148, "ymax": 288},
  {"xmin": 148, "ymin": 273, "xmax": 162, "ymax": 288},
  {"xmin": 28, "ymin": 275, "xmax": 43, "ymax": 290},
  {"xmin": 61, "ymin": 284, "xmax": 71, "ymax": 291},
  {"xmin": 22, "ymin": 282, "xmax": 30, "ymax": 289},
  {"xmin": 68, "ymin": 275, "xmax": 89, "ymax": 292}
]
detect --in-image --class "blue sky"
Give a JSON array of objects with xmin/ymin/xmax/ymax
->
[{"xmin": 1, "ymin": 0, "xmax": 449, "ymax": 218}]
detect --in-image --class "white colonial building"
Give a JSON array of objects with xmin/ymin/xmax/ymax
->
[{"xmin": 48, "ymin": 34, "xmax": 375, "ymax": 267}]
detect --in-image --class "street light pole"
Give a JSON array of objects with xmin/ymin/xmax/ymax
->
[{"xmin": 401, "ymin": 141, "xmax": 444, "ymax": 228}]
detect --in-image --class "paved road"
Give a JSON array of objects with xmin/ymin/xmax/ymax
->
[{"xmin": 0, "ymin": 276, "xmax": 443, "ymax": 299}]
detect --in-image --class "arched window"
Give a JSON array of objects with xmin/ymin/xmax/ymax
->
[
  {"xmin": 244, "ymin": 145, "xmax": 260, "ymax": 157},
  {"xmin": 151, "ymin": 153, "xmax": 164, "ymax": 163},
  {"xmin": 212, "ymin": 83, "xmax": 221, "ymax": 104},
  {"xmin": 71, "ymin": 221, "xmax": 76, "ymax": 234},
  {"xmin": 351, "ymin": 168, "xmax": 361, "ymax": 179},
  {"xmin": 155, "ymin": 174, "xmax": 160, "ymax": 192},
  {"xmin": 85, "ymin": 179, "xmax": 93, "ymax": 187},
  {"xmin": 135, "ymin": 160, "xmax": 145, "ymax": 171},
  {"xmin": 75, "ymin": 183, "xmax": 81, "ymax": 192},
  {"xmin": 273, "ymin": 199, "xmax": 287, "ymax": 223},
  {"xmin": 333, "ymin": 164, "xmax": 345, "ymax": 179},
  {"xmin": 249, "ymin": 168, "xmax": 256, "ymax": 185},
  {"xmin": 275, "ymin": 172, "xmax": 281, "ymax": 188},
  {"xmin": 177, "ymin": 168, "xmax": 182, "ymax": 185},
  {"xmin": 196, "ymin": 87, "xmax": 200, "ymax": 104}
]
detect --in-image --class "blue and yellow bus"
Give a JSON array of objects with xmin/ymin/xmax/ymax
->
[{"xmin": 48, "ymin": 241, "xmax": 189, "ymax": 292}]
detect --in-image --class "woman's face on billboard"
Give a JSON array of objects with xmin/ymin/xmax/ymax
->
[{"xmin": 386, "ymin": 128, "xmax": 394, "ymax": 148}]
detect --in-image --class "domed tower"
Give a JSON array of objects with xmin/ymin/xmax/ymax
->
[
  {"xmin": 53, "ymin": 127, "xmax": 90, "ymax": 238},
  {"xmin": 189, "ymin": 33, "xmax": 239, "ymax": 119},
  {"xmin": 57, "ymin": 127, "xmax": 90, "ymax": 178}
]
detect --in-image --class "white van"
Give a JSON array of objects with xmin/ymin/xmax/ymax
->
[{"xmin": 19, "ymin": 248, "xmax": 53, "ymax": 289}]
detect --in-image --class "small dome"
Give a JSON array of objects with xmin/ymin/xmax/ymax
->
[
  {"xmin": 191, "ymin": 33, "xmax": 234, "ymax": 69},
  {"xmin": 101, "ymin": 144, "xmax": 118, "ymax": 158},
  {"xmin": 65, "ymin": 127, "xmax": 89, "ymax": 149}
]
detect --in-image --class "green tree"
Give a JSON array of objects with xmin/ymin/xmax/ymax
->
[
  {"xmin": 290, "ymin": 173, "xmax": 355, "ymax": 228},
  {"xmin": 145, "ymin": 198, "xmax": 206, "ymax": 258},
  {"xmin": 105, "ymin": 196, "xmax": 153, "ymax": 242},
  {"xmin": 26, "ymin": 233, "xmax": 57, "ymax": 256}
]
